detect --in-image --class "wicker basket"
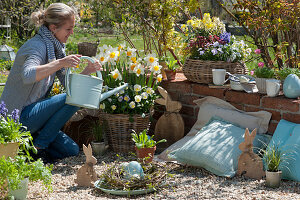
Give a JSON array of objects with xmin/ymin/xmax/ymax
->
[
  {"xmin": 100, "ymin": 113, "xmax": 151, "ymax": 152},
  {"xmin": 183, "ymin": 59, "xmax": 248, "ymax": 84},
  {"xmin": 78, "ymin": 42, "xmax": 98, "ymax": 57}
]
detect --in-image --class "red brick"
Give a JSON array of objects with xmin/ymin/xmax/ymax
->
[
  {"xmin": 261, "ymin": 96, "xmax": 300, "ymax": 112},
  {"xmin": 167, "ymin": 91, "xmax": 180, "ymax": 101},
  {"xmin": 282, "ymin": 113, "xmax": 300, "ymax": 124},
  {"xmin": 230, "ymin": 102, "xmax": 244, "ymax": 110},
  {"xmin": 161, "ymin": 80, "xmax": 192, "ymax": 94},
  {"xmin": 225, "ymin": 90, "xmax": 261, "ymax": 106},
  {"xmin": 179, "ymin": 95, "xmax": 200, "ymax": 105},
  {"xmin": 244, "ymin": 106, "xmax": 281, "ymax": 122},
  {"xmin": 268, "ymin": 121, "xmax": 278, "ymax": 135},
  {"xmin": 180, "ymin": 105, "xmax": 195, "ymax": 116},
  {"xmin": 192, "ymin": 84, "xmax": 225, "ymax": 99}
]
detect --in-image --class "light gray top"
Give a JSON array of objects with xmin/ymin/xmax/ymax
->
[{"xmin": 0, "ymin": 34, "xmax": 65, "ymax": 114}]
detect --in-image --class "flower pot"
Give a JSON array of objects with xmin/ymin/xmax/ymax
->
[
  {"xmin": 91, "ymin": 141, "xmax": 108, "ymax": 156},
  {"xmin": 135, "ymin": 146, "xmax": 156, "ymax": 163},
  {"xmin": 0, "ymin": 142, "xmax": 19, "ymax": 158},
  {"xmin": 255, "ymin": 78, "xmax": 268, "ymax": 94},
  {"xmin": 8, "ymin": 178, "xmax": 29, "ymax": 200},
  {"xmin": 266, "ymin": 170, "xmax": 282, "ymax": 188},
  {"xmin": 165, "ymin": 70, "xmax": 176, "ymax": 80}
]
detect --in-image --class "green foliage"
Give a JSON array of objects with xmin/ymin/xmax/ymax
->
[
  {"xmin": 0, "ymin": 107, "xmax": 36, "ymax": 158},
  {"xmin": 276, "ymin": 67, "xmax": 300, "ymax": 81},
  {"xmin": 65, "ymin": 42, "xmax": 78, "ymax": 55},
  {"xmin": 167, "ymin": 60, "xmax": 179, "ymax": 72},
  {"xmin": 131, "ymin": 129, "xmax": 166, "ymax": 149},
  {"xmin": 218, "ymin": 0, "xmax": 299, "ymax": 69},
  {"xmin": 0, "ymin": 155, "xmax": 52, "ymax": 192},
  {"xmin": 254, "ymin": 66, "xmax": 275, "ymax": 78},
  {"xmin": 91, "ymin": 121, "xmax": 104, "ymax": 142},
  {"xmin": 0, "ymin": 59, "xmax": 13, "ymax": 71},
  {"xmin": 262, "ymin": 144, "xmax": 284, "ymax": 172}
]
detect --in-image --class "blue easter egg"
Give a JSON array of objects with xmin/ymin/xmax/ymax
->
[
  {"xmin": 283, "ymin": 74, "xmax": 300, "ymax": 98},
  {"xmin": 124, "ymin": 161, "xmax": 144, "ymax": 180}
]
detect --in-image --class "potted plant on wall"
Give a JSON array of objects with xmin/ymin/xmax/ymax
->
[
  {"xmin": 262, "ymin": 143, "xmax": 284, "ymax": 188},
  {"xmin": 0, "ymin": 101, "xmax": 36, "ymax": 158},
  {"xmin": 131, "ymin": 129, "xmax": 166, "ymax": 163},
  {"xmin": 0, "ymin": 155, "xmax": 52, "ymax": 199},
  {"xmin": 252, "ymin": 63, "xmax": 276, "ymax": 94},
  {"xmin": 90, "ymin": 121, "xmax": 107, "ymax": 156},
  {"xmin": 164, "ymin": 59, "xmax": 180, "ymax": 80}
]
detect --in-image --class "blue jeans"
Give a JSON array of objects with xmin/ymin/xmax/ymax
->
[{"xmin": 20, "ymin": 93, "xmax": 80, "ymax": 159}]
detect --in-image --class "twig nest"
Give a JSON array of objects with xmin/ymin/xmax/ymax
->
[{"xmin": 121, "ymin": 161, "xmax": 144, "ymax": 180}]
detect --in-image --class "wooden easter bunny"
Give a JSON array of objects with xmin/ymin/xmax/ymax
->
[
  {"xmin": 237, "ymin": 128, "xmax": 265, "ymax": 180},
  {"xmin": 75, "ymin": 144, "xmax": 98, "ymax": 186},
  {"xmin": 154, "ymin": 86, "xmax": 184, "ymax": 149}
]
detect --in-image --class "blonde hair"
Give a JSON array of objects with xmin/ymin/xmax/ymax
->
[{"xmin": 31, "ymin": 3, "xmax": 77, "ymax": 28}]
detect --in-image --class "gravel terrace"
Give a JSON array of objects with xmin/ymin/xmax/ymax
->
[{"xmin": 26, "ymin": 151, "xmax": 300, "ymax": 200}]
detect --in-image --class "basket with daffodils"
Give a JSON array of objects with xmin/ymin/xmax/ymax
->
[{"xmin": 96, "ymin": 44, "xmax": 163, "ymax": 152}]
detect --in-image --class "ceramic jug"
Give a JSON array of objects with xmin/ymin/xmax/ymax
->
[
  {"xmin": 65, "ymin": 56, "xmax": 128, "ymax": 109},
  {"xmin": 283, "ymin": 74, "xmax": 300, "ymax": 99}
]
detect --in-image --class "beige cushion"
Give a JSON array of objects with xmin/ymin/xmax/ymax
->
[
  {"xmin": 187, "ymin": 96, "xmax": 271, "ymax": 136},
  {"xmin": 158, "ymin": 96, "xmax": 272, "ymax": 162}
]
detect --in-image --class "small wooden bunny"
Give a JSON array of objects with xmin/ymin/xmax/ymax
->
[
  {"xmin": 154, "ymin": 86, "xmax": 184, "ymax": 149},
  {"xmin": 237, "ymin": 128, "xmax": 265, "ymax": 180},
  {"xmin": 75, "ymin": 144, "xmax": 98, "ymax": 187}
]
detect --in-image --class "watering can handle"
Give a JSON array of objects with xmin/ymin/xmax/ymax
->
[{"xmin": 65, "ymin": 56, "xmax": 103, "ymax": 97}]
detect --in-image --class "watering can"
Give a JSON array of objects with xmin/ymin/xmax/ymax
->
[{"xmin": 65, "ymin": 56, "xmax": 128, "ymax": 109}]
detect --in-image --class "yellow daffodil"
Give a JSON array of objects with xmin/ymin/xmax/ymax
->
[
  {"xmin": 150, "ymin": 64, "xmax": 162, "ymax": 74},
  {"xmin": 157, "ymin": 74, "xmax": 162, "ymax": 82}
]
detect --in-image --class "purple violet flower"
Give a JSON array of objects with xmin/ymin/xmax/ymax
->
[
  {"xmin": 0, "ymin": 101, "xmax": 8, "ymax": 117},
  {"xmin": 11, "ymin": 109, "xmax": 20, "ymax": 122},
  {"xmin": 220, "ymin": 32, "xmax": 231, "ymax": 43},
  {"xmin": 211, "ymin": 48, "xmax": 218, "ymax": 55}
]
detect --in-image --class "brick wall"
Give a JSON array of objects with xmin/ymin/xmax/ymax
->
[{"xmin": 159, "ymin": 73, "xmax": 300, "ymax": 135}]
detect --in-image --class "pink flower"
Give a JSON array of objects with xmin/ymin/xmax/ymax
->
[
  {"xmin": 258, "ymin": 62, "xmax": 264, "ymax": 68},
  {"xmin": 254, "ymin": 49, "xmax": 261, "ymax": 54},
  {"xmin": 250, "ymin": 70, "xmax": 254, "ymax": 75}
]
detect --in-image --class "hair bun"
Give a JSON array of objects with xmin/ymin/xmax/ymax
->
[{"xmin": 30, "ymin": 10, "xmax": 45, "ymax": 27}]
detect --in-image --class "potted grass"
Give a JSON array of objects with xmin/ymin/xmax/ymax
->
[
  {"xmin": 0, "ymin": 155, "xmax": 52, "ymax": 199},
  {"xmin": 262, "ymin": 143, "xmax": 284, "ymax": 188},
  {"xmin": 131, "ymin": 129, "xmax": 166, "ymax": 163},
  {"xmin": 90, "ymin": 121, "xmax": 107, "ymax": 156}
]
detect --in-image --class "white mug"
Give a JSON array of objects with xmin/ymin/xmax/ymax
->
[
  {"xmin": 212, "ymin": 69, "xmax": 227, "ymax": 85},
  {"xmin": 266, "ymin": 79, "xmax": 281, "ymax": 97}
]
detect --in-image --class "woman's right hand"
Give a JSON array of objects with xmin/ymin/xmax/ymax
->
[{"xmin": 60, "ymin": 55, "xmax": 82, "ymax": 68}]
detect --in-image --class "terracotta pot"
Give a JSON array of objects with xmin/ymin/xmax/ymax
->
[
  {"xmin": 135, "ymin": 146, "xmax": 156, "ymax": 163},
  {"xmin": 266, "ymin": 170, "xmax": 282, "ymax": 188},
  {"xmin": 165, "ymin": 70, "xmax": 176, "ymax": 80},
  {"xmin": 0, "ymin": 142, "xmax": 19, "ymax": 158}
]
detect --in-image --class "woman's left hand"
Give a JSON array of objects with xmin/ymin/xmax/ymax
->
[{"xmin": 80, "ymin": 59, "xmax": 102, "ymax": 75}]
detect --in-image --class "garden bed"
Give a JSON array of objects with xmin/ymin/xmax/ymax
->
[{"xmin": 26, "ymin": 151, "xmax": 300, "ymax": 199}]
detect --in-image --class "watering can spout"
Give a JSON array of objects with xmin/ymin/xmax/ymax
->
[{"xmin": 99, "ymin": 83, "xmax": 129, "ymax": 103}]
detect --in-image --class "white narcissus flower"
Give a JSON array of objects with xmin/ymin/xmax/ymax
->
[
  {"xmin": 144, "ymin": 53, "xmax": 158, "ymax": 66},
  {"xmin": 118, "ymin": 42, "xmax": 126, "ymax": 52},
  {"xmin": 98, "ymin": 44, "xmax": 109, "ymax": 53},
  {"xmin": 111, "ymin": 105, "xmax": 117, "ymax": 110},
  {"xmin": 135, "ymin": 95, "xmax": 142, "ymax": 103},
  {"xmin": 141, "ymin": 92, "xmax": 148, "ymax": 99},
  {"xmin": 134, "ymin": 84, "xmax": 142, "ymax": 92},
  {"xmin": 129, "ymin": 63, "xmax": 137, "ymax": 73},
  {"xmin": 129, "ymin": 101, "xmax": 136, "ymax": 109},
  {"xmin": 96, "ymin": 52, "xmax": 108, "ymax": 65},
  {"xmin": 100, "ymin": 103, "xmax": 105, "ymax": 109},
  {"xmin": 134, "ymin": 64, "xmax": 145, "ymax": 77},
  {"xmin": 150, "ymin": 63, "xmax": 162, "ymax": 75},
  {"xmin": 157, "ymin": 74, "xmax": 162, "ymax": 82},
  {"xmin": 126, "ymin": 47, "xmax": 137, "ymax": 57},
  {"xmin": 111, "ymin": 69, "xmax": 122, "ymax": 81}
]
